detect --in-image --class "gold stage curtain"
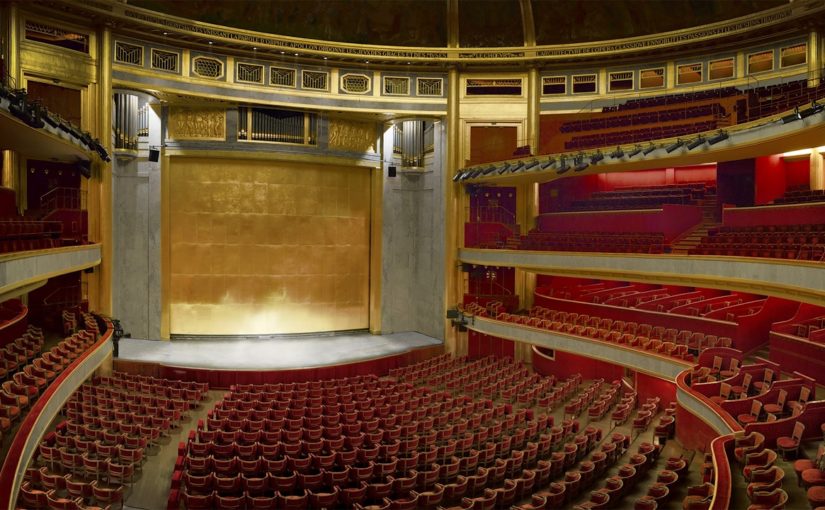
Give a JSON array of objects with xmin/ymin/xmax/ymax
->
[{"xmin": 169, "ymin": 157, "xmax": 370, "ymax": 335}]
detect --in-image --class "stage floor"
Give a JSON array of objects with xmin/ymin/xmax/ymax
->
[{"xmin": 118, "ymin": 331, "xmax": 443, "ymax": 370}]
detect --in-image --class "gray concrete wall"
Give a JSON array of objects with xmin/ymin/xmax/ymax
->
[
  {"xmin": 111, "ymin": 94, "xmax": 162, "ymax": 339},
  {"xmin": 380, "ymin": 121, "xmax": 446, "ymax": 340}
]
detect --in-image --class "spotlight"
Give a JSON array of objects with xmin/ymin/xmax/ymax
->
[
  {"xmin": 687, "ymin": 136, "xmax": 706, "ymax": 150},
  {"xmin": 557, "ymin": 156, "xmax": 570, "ymax": 174},
  {"xmin": 665, "ymin": 139, "xmax": 685, "ymax": 153},
  {"xmin": 799, "ymin": 100, "xmax": 824, "ymax": 119},
  {"xmin": 482, "ymin": 165, "xmax": 498, "ymax": 175},
  {"xmin": 627, "ymin": 145, "xmax": 643, "ymax": 158},
  {"xmin": 524, "ymin": 159, "xmax": 539, "ymax": 170},
  {"xmin": 610, "ymin": 146, "xmax": 624, "ymax": 159},
  {"xmin": 642, "ymin": 143, "xmax": 657, "ymax": 156},
  {"xmin": 590, "ymin": 151, "xmax": 604, "ymax": 164},
  {"xmin": 509, "ymin": 161, "xmax": 525, "ymax": 173},
  {"xmin": 781, "ymin": 107, "xmax": 802, "ymax": 124},
  {"xmin": 75, "ymin": 159, "xmax": 91, "ymax": 179},
  {"xmin": 707, "ymin": 130, "xmax": 729, "ymax": 145},
  {"xmin": 497, "ymin": 163, "xmax": 511, "ymax": 174},
  {"xmin": 539, "ymin": 157, "xmax": 556, "ymax": 170},
  {"xmin": 452, "ymin": 172, "xmax": 463, "ymax": 182},
  {"xmin": 573, "ymin": 154, "xmax": 589, "ymax": 172}
]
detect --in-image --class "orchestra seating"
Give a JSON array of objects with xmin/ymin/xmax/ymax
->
[
  {"xmin": 565, "ymin": 183, "xmax": 710, "ymax": 212},
  {"xmin": 564, "ymin": 120, "xmax": 717, "ymax": 151},
  {"xmin": 690, "ymin": 223, "xmax": 825, "ymax": 261},
  {"xmin": 772, "ymin": 188, "xmax": 825, "ymax": 205},
  {"xmin": 518, "ymin": 231, "xmax": 665, "ymax": 254},
  {"xmin": 560, "ymin": 103, "xmax": 725, "ymax": 134},
  {"xmin": 602, "ymin": 87, "xmax": 740, "ymax": 112},
  {"xmin": 19, "ymin": 370, "xmax": 207, "ymax": 510},
  {"xmin": 164, "ymin": 354, "xmax": 691, "ymax": 510},
  {"xmin": 0, "ymin": 217, "xmax": 63, "ymax": 253},
  {"xmin": 745, "ymin": 79, "xmax": 825, "ymax": 121}
]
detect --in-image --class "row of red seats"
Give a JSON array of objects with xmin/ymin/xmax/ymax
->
[
  {"xmin": 20, "ymin": 370, "xmax": 197, "ymax": 510},
  {"xmin": 560, "ymin": 103, "xmax": 722, "ymax": 134},
  {"xmin": 99, "ymin": 370, "xmax": 209, "ymax": 402},
  {"xmin": 1, "ymin": 327, "xmax": 95, "ymax": 438},
  {"xmin": 0, "ymin": 218, "xmax": 62, "ymax": 236},
  {"xmin": 604, "ymin": 87, "xmax": 739, "ymax": 112},
  {"xmin": 564, "ymin": 120, "xmax": 717, "ymax": 151},
  {"xmin": 518, "ymin": 231, "xmax": 665, "ymax": 254}
]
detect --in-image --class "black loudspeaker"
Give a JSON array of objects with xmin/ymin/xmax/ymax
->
[
  {"xmin": 76, "ymin": 160, "xmax": 91, "ymax": 179},
  {"xmin": 446, "ymin": 309, "xmax": 460, "ymax": 320},
  {"xmin": 388, "ymin": 165, "xmax": 397, "ymax": 177},
  {"xmin": 148, "ymin": 148, "xmax": 160, "ymax": 162}
]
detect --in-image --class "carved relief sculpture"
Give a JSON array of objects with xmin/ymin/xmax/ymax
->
[{"xmin": 168, "ymin": 107, "xmax": 226, "ymax": 140}]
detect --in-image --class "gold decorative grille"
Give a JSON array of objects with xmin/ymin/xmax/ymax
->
[
  {"xmin": 608, "ymin": 71, "xmax": 634, "ymax": 91},
  {"xmin": 417, "ymin": 78, "xmax": 443, "ymax": 96},
  {"xmin": 236, "ymin": 62, "xmax": 263, "ymax": 84},
  {"xmin": 24, "ymin": 21, "xmax": 89, "ymax": 53},
  {"xmin": 151, "ymin": 49, "xmax": 179, "ymax": 73},
  {"xmin": 114, "ymin": 41, "xmax": 143, "ymax": 66},
  {"xmin": 572, "ymin": 74, "xmax": 597, "ymax": 94},
  {"xmin": 640, "ymin": 68, "xmax": 665, "ymax": 89},
  {"xmin": 341, "ymin": 74, "xmax": 371, "ymax": 94},
  {"xmin": 709, "ymin": 58, "xmax": 735, "ymax": 80},
  {"xmin": 192, "ymin": 56, "xmax": 224, "ymax": 79},
  {"xmin": 383, "ymin": 76, "xmax": 410, "ymax": 96},
  {"xmin": 270, "ymin": 67, "xmax": 296, "ymax": 87},
  {"xmin": 781, "ymin": 43, "xmax": 806, "ymax": 68},
  {"xmin": 302, "ymin": 70, "xmax": 329, "ymax": 91},
  {"xmin": 677, "ymin": 63, "xmax": 702, "ymax": 84}
]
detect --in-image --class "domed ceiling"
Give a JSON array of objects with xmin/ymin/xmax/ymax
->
[{"xmin": 129, "ymin": 0, "xmax": 786, "ymax": 48}]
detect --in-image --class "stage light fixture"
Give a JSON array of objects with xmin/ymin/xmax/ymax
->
[
  {"xmin": 642, "ymin": 143, "xmax": 657, "ymax": 156},
  {"xmin": 781, "ymin": 107, "xmax": 802, "ymax": 124},
  {"xmin": 687, "ymin": 136, "xmax": 706, "ymax": 150},
  {"xmin": 540, "ymin": 157, "xmax": 556, "ymax": 170},
  {"xmin": 524, "ymin": 159, "xmax": 539, "ymax": 170},
  {"xmin": 509, "ymin": 161, "xmax": 525, "ymax": 173},
  {"xmin": 556, "ymin": 156, "xmax": 570, "ymax": 174},
  {"xmin": 799, "ymin": 101, "xmax": 824, "ymax": 119},
  {"xmin": 665, "ymin": 139, "xmax": 685, "ymax": 153},
  {"xmin": 707, "ymin": 130, "xmax": 729, "ymax": 145},
  {"xmin": 627, "ymin": 145, "xmax": 643, "ymax": 158},
  {"xmin": 452, "ymin": 171, "xmax": 464, "ymax": 182},
  {"xmin": 482, "ymin": 164, "xmax": 498, "ymax": 175},
  {"xmin": 610, "ymin": 146, "xmax": 624, "ymax": 159},
  {"xmin": 497, "ymin": 163, "xmax": 511, "ymax": 175},
  {"xmin": 573, "ymin": 154, "xmax": 588, "ymax": 172},
  {"xmin": 590, "ymin": 151, "xmax": 604, "ymax": 164}
]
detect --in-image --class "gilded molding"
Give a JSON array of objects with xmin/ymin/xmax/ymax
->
[
  {"xmin": 42, "ymin": 0, "xmax": 825, "ymax": 66},
  {"xmin": 167, "ymin": 107, "xmax": 226, "ymax": 141},
  {"xmin": 327, "ymin": 119, "xmax": 376, "ymax": 153}
]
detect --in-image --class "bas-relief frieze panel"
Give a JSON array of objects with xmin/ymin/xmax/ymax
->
[
  {"xmin": 167, "ymin": 107, "xmax": 226, "ymax": 141},
  {"xmin": 327, "ymin": 119, "xmax": 377, "ymax": 154}
]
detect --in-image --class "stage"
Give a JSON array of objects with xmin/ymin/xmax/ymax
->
[{"xmin": 114, "ymin": 331, "xmax": 443, "ymax": 386}]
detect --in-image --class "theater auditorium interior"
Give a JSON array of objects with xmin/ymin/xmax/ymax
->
[{"xmin": 2, "ymin": 0, "xmax": 825, "ymax": 509}]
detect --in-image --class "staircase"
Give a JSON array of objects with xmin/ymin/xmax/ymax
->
[{"xmin": 670, "ymin": 193, "xmax": 721, "ymax": 254}]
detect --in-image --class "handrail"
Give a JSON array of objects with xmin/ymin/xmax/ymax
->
[
  {"xmin": 39, "ymin": 187, "xmax": 86, "ymax": 211},
  {"xmin": 0, "ymin": 317, "xmax": 113, "ymax": 510}
]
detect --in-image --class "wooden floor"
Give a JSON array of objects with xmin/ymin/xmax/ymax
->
[{"xmin": 118, "ymin": 331, "xmax": 443, "ymax": 370}]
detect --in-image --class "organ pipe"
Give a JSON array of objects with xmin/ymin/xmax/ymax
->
[
  {"xmin": 398, "ymin": 120, "xmax": 424, "ymax": 167},
  {"xmin": 113, "ymin": 92, "xmax": 139, "ymax": 150}
]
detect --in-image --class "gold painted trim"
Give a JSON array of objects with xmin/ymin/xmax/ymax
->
[
  {"xmin": 533, "ymin": 289, "xmax": 738, "ymax": 327},
  {"xmin": 468, "ymin": 316, "xmax": 692, "ymax": 380},
  {"xmin": 459, "ymin": 249, "xmax": 825, "ymax": 308},
  {"xmin": 162, "ymin": 148, "xmax": 380, "ymax": 169},
  {"xmin": 160, "ymin": 151, "xmax": 171, "ymax": 340},
  {"xmin": 0, "ymin": 255, "xmax": 101, "ymax": 298},
  {"xmin": 369, "ymin": 167, "xmax": 382, "ymax": 334},
  {"xmin": 97, "ymin": 26, "xmax": 113, "ymax": 315}
]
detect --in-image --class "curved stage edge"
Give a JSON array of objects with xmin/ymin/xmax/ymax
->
[{"xmin": 114, "ymin": 333, "xmax": 444, "ymax": 388}]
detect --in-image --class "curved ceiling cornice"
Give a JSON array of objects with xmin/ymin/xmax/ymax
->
[{"xmin": 33, "ymin": 0, "xmax": 825, "ymax": 69}]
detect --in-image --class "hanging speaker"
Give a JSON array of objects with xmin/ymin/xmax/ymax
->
[
  {"xmin": 148, "ymin": 148, "xmax": 160, "ymax": 162},
  {"xmin": 388, "ymin": 165, "xmax": 397, "ymax": 177}
]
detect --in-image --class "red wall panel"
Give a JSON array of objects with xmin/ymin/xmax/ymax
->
[{"xmin": 532, "ymin": 346, "xmax": 625, "ymax": 382}]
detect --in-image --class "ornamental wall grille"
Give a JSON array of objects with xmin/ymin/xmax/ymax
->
[
  {"xmin": 114, "ymin": 41, "xmax": 143, "ymax": 66},
  {"xmin": 270, "ymin": 67, "xmax": 296, "ymax": 87},
  {"xmin": 341, "ymin": 74, "xmax": 371, "ymax": 94},
  {"xmin": 417, "ymin": 78, "xmax": 443, "ymax": 97},
  {"xmin": 384, "ymin": 76, "xmax": 410, "ymax": 96},
  {"xmin": 236, "ymin": 62, "xmax": 264, "ymax": 84},
  {"xmin": 302, "ymin": 70, "xmax": 329, "ymax": 91},
  {"xmin": 150, "ymin": 49, "xmax": 179, "ymax": 73},
  {"xmin": 192, "ymin": 56, "xmax": 224, "ymax": 79}
]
